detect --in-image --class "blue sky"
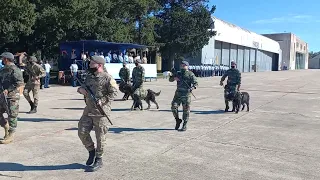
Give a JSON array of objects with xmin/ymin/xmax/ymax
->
[{"xmin": 208, "ymin": 0, "xmax": 320, "ymax": 52}]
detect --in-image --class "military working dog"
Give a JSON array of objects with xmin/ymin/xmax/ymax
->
[
  {"xmin": 119, "ymin": 81, "xmax": 133, "ymax": 100},
  {"xmin": 224, "ymin": 85, "xmax": 241, "ymax": 113},
  {"xmin": 131, "ymin": 89, "xmax": 161, "ymax": 110},
  {"xmin": 240, "ymin": 92, "xmax": 250, "ymax": 112}
]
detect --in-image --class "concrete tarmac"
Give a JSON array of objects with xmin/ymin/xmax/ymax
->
[{"xmin": 1, "ymin": 70, "xmax": 320, "ymax": 180}]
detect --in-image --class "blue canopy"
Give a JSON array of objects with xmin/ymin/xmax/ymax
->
[
  {"xmin": 59, "ymin": 40, "xmax": 146, "ymax": 52},
  {"xmin": 58, "ymin": 40, "xmax": 146, "ymax": 71}
]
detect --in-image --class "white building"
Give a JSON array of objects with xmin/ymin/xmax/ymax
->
[{"xmin": 199, "ymin": 17, "xmax": 282, "ymax": 72}]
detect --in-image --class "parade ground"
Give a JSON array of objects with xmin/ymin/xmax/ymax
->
[{"xmin": 1, "ymin": 70, "xmax": 320, "ymax": 180}]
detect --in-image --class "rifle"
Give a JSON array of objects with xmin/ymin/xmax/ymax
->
[
  {"xmin": 75, "ymin": 76, "xmax": 113, "ymax": 125},
  {"xmin": 171, "ymin": 68, "xmax": 197, "ymax": 99},
  {"xmin": 0, "ymin": 77, "xmax": 10, "ymax": 116}
]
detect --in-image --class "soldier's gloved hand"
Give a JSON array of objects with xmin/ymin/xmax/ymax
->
[{"xmin": 220, "ymin": 81, "xmax": 223, "ymax": 86}]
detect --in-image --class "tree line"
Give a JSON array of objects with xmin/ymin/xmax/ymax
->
[{"xmin": 0, "ymin": 0, "xmax": 216, "ymax": 63}]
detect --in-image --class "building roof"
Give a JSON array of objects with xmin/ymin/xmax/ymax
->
[
  {"xmin": 60, "ymin": 40, "xmax": 146, "ymax": 51},
  {"xmin": 212, "ymin": 17, "xmax": 281, "ymax": 54}
]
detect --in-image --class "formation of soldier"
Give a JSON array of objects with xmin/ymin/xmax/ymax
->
[
  {"xmin": 0, "ymin": 51, "xmax": 242, "ymax": 172},
  {"xmin": 189, "ymin": 64, "xmax": 230, "ymax": 77}
]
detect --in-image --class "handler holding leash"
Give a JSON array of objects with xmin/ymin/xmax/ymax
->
[{"xmin": 220, "ymin": 61, "xmax": 241, "ymax": 112}]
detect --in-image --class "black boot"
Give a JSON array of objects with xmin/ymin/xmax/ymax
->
[
  {"xmin": 175, "ymin": 118, "xmax": 182, "ymax": 130},
  {"xmin": 180, "ymin": 121, "xmax": 187, "ymax": 131},
  {"xmin": 28, "ymin": 102, "xmax": 34, "ymax": 113},
  {"xmin": 29, "ymin": 106, "xmax": 37, "ymax": 114},
  {"xmin": 86, "ymin": 149, "xmax": 96, "ymax": 166},
  {"xmin": 88, "ymin": 157, "xmax": 103, "ymax": 172}
]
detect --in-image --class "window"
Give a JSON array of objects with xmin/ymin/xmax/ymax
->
[
  {"xmin": 300, "ymin": 44, "xmax": 302, "ymax": 50},
  {"xmin": 296, "ymin": 42, "xmax": 299, "ymax": 48}
]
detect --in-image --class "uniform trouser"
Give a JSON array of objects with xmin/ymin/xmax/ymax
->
[
  {"xmin": 78, "ymin": 107, "xmax": 109, "ymax": 158},
  {"xmin": 132, "ymin": 85, "xmax": 146, "ymax": 106},
  {"xmin": 0, "ymin": 98, "xmax": 20, "ymax": 132},
  {"xmin": 23, "ymin": 83, "xmax": 40, "ymax": 106},
  {"xmin": 171, "ymin": 92, "xmax": 191, "ymax": 122}
]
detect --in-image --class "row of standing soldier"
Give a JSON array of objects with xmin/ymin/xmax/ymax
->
[{"xmin": 189, "ymin": 64, "xmax": 230, "ymax": 77}]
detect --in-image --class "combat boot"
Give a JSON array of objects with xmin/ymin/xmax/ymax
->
[
  {"xmin": 3, "ymin": 123, "xmax": 9, "ymax": 139},
  {"xmin": 28, "ymin": 101, "xmax": 34, "ymax": 113},
  {"xmin": 180, "ymin": 121, "xmax": 187, "ymax": 131},
  {"xmin": 88, "ymin": 157, "xmax": 103, "ymax": 172},
  {"xmin": 175, "ymin": 118, "xmax": 182, "ymax": 130},
  {"xmin": 0, "ymin": 130, "xmax": 15, "ymax": 144},
  {"xmin": 86, "ymin": 149, "xmax": 96, "ymax": 166},
  {"xmin": 29, "ymin": 106, "xmax": 37, "ymax": 114}
]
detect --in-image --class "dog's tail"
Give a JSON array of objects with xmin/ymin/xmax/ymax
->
[{"xmin": 154, "ymin": 90, "xmax": 161, "ymax": 96}]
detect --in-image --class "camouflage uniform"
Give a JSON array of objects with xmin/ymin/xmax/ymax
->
[
  {"xmin": 119, "ymin": 65, "xmax": 131, "ymax": 100},
  {"xmin": 220, "ymin": 66, "xmax": 241, "ymax": 111},
  {"xmin": 23, "ymin": 56, "xmax": 46, "ymax": 113},
  {"xmin": 119, "ymin": 66, "xmax": 130, "ymax": 83},
  {"xmin": 132, "ymin": 63, "xmax": 146, "ymax": 99},
  {"xmin": 78, "ymin": 71, "xmax": 117, "ymax": 159},
  {"xmin": 0, "ymin": 53, "xmax": 24, "ymax": 144},
  {"xmin": 169, "ymin": 62, "xmax": 198, "ymax": 131}
]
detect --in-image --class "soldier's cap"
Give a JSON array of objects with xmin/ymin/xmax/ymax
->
[
  {"xmin": 123, "ymin": 61, "xmax": 127, "ymax": 65},
  {"xmin": 135, "ymin": 59, "xmax": 141, "ymax": 63},
  {"xmin": 181, "ymin": 61, "xmax": 189, "ymax": 66},
  {"xmin": 0, "ymin": 52, "xmax": 14, "ymax": 60},
  {"xmin": 91, "ymin": 55, "xmax": 105, "ymax": 65},
  {"xmin": 29, "ymin": 56, "xmax": 37, "ymax": 62},
  {"xmin": 231, "ymin": 61, "xmax": 236, "ymax": 65}
]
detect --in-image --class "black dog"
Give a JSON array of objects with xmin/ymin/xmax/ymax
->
[
  {"xmin": 240, "ymin": 92, "xmax": 250, "ymax": 112},
  {"xmin": 131, "ymin": 89, "xmax": 161, "ymax": 110},
  {"xmin": 224, "ymin": 88, "xmax": 241, "ymax": 114},
  {"xmin": 119, "ymin": 81, "xmax": 133, "ymax": 100}
]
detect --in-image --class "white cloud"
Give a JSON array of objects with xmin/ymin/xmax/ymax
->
[{"xmin": 252, "ymin": 14, "xmax": 319, "ymax": 24}]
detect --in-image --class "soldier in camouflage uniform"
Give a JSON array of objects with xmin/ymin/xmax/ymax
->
[
  {"xmin": 119, "ymin": 62, "xmax": 131, "ymax": 100},
  {"xmin": 0, "ymin": 52, "xmax": 24, "ymax": 144},
  {"xmin": 169, "ymin": 61, "xmax": 198, "ymax": 131},
  {"xmin": 23, "ymin": 56, "xmax": 45, "ymax": 114},
  {"xmin": 132, "ymin": 59, "xmax": 146, "ymax": 109},
  {"xmin": 77, "ymin": 55, "xmax": 118, "ymax": 172},
  {"xmin": 220, "ymin": 61, "xmax": 241, "ymax": 112}
]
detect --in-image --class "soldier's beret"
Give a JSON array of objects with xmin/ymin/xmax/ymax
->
[
  {"xmin": 0, "ymin": 52, "xmax": 14, "ymax": 60},
  {"xmin": 29, "ymin": 56, "xmax": 37, "ymax": 62},
  {"xmin": 91, "ymin": 55, "xmax": 106, "ymax": 65},
  {"xmin": 181, "ymin": 61, "xmax": 189, "ymax": 66}
]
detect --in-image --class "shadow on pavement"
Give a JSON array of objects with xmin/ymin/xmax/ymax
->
[
  {"xmin": 19, "ymin": 118, "xmax": 79, "ymax": 122},
  {"xmin": 58, "ymin": 99, "xmax": 84, "ymax": 101},
  {"xmin": 111, "ymin": 108, "xmax": 132, "ymax": 112},
  {"xmin": 158, "ymin": 109, "xmax": 226, "ymax": 114},
  {"xmin": 0, "ymin": 163, "xmax": 86, "ymax": 171},
  {"xmin": 51, "ymin": 108, "xmax": 84, "ymax": 110},
  {"xmin": 65, "ymin": 127, "xmax": 175, "ymax": 133}
]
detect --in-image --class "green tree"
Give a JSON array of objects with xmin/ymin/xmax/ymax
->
[
  {"xmin": 156, "ymin": 0, "xmax": 216, "ymax": 69},
  {"xmin": 0, "ymin": 0, "xmax": 36, "ymax": 49}
]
